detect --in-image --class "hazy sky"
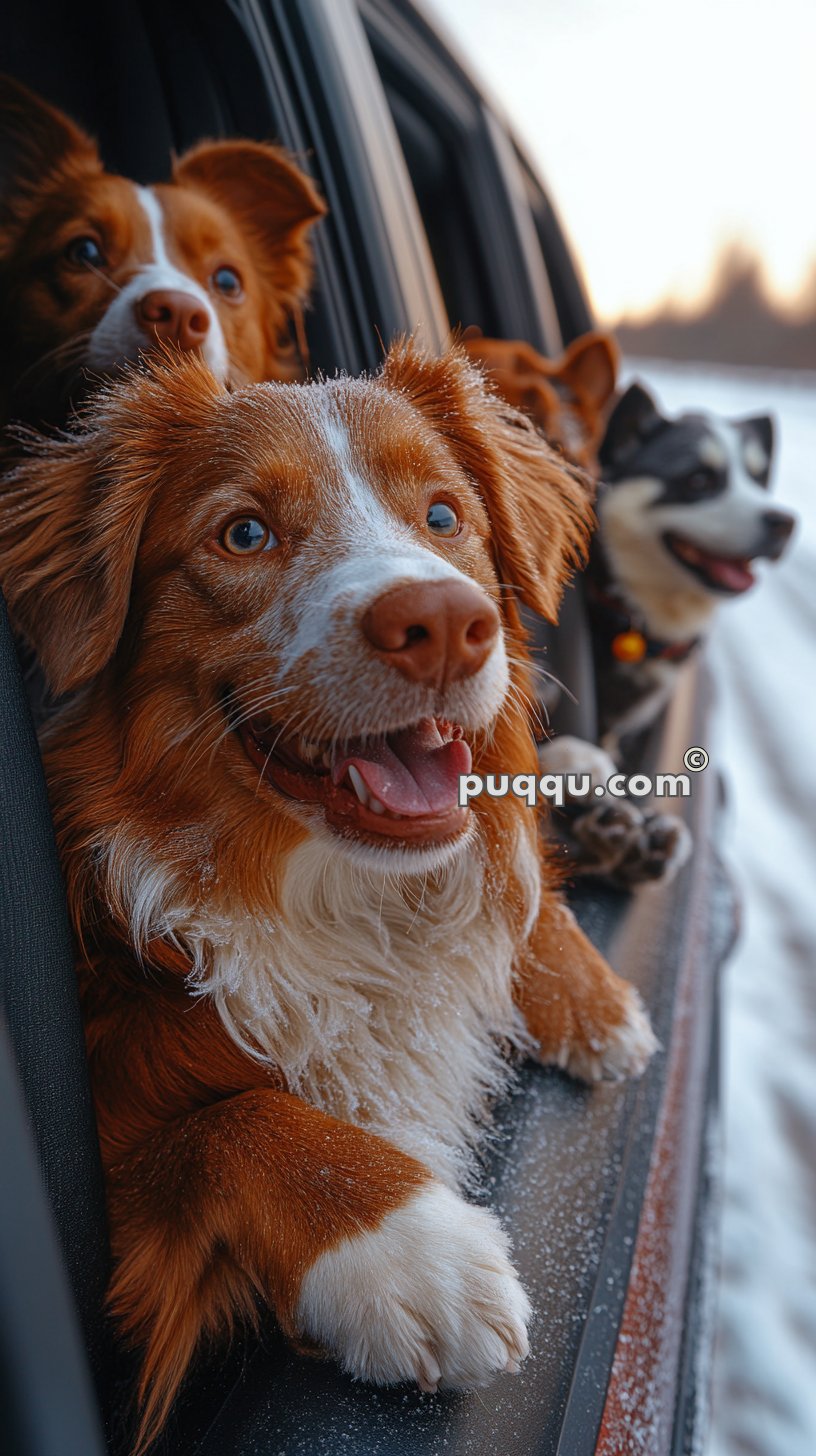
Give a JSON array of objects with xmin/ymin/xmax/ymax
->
[{"xmin": 430, "ymin": 0, "xmax": 815, "ymax": 322}]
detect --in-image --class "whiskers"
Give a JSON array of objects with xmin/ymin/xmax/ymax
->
[
  {"xmin": 170, "ymin": 676, "xmax": 295, "ymax": 786},
  {"xmin": 160, "ymin": 640, "xmax": 556, "ymax": 815},
  {"xmin": 496, "ymin": 678, "xmax": 544, "ymax": 744},
  {"xmin": 510, "ymin": 652, "xmax": 577, "ymax": 707},
  {"xmin": 81, "ymin": 259, "xmax": 123, "ymax": 296}
]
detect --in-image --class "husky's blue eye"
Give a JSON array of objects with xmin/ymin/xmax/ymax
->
[
  {"xmin": 65, "ymin": 236, "xmax": 106, "ymax": 268},
  {"xmin": 427, "ymin": 502, "xmax": 460, "ymax": 537},
  {"xmin": 211, "ymin": 266, "xmax": 243, "ymax": 298},
  {"xmin": 220, "ymin": 517, "xmax": 277, "ymax": 556}
]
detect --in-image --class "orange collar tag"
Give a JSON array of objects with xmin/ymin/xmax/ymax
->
[{"xmin": 611, "ymin": 630, "xmax": 648, "ymax": 663}]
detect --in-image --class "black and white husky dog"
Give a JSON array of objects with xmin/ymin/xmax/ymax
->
[
  {"xmin": 590, "ymin": 380, "xmax": 796, "ymax": 754},
  {"xmin": 539, "ymin": 380, "xmax": 796, "ymax": 888}
]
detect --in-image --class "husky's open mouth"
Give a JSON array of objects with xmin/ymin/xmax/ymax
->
[
  {"xmin": 663, "ymin": 532, "xmax": 757, "ymax": 594},
  {"xmin": 239, "ymin": 714, "xmax": 473, "ymax": 845}
]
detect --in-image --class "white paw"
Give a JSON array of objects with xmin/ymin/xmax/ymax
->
[
  {"xmin": 296, "ymin": 1182, "xmax": 531, "ymax": 1392},
  {"xmin": 538, "ymin": 733, "xmax": 618, "ymax": 788},
  {"xmin": 559, "ymin": 985, "xmax": 660, "ymax": 1083}
]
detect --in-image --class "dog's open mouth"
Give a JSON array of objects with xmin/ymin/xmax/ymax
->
[
  {"xmin": 663, "ymin": 532, "xmax": 756, "ymax": 594},
  {"xmin": 239, "ymin": 714, "xmax": 472, "ymax": 845}
]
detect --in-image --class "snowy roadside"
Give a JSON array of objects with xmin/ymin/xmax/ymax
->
[{"xmin": 625, "ymin": 359, "xmax": 816, "ymax": 1456}]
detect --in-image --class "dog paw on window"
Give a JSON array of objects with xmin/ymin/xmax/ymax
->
[
  {"xmin": 540, "ymin": 734, "xmax": 692, "ymax": 889},
  {"xmin": 297, "ymin": 1182, "xmax": 531, "ymax": 1391}
]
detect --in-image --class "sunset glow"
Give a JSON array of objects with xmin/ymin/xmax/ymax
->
[{"xmin": 430, "ymin": 0, "xmax": 815, "ymax": 322}]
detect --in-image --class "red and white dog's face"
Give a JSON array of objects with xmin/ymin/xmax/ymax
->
[
  {"xmin": 0, "ymin": 75, "xmax": 325, "ymax": 424},
  {"xmin": 0, "ymin": 344, "xmax": 591, "ymax": 873}
]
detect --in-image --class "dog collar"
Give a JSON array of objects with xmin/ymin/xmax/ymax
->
[{"xmin": 586, "ymin": 579, "xmax": 700, "ymax": 665}]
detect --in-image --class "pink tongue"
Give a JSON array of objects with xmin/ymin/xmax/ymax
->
[
  {"xmin": 332, "ymin": 718, "xmax": 472, "ymax": 816},
  {"xmin": 708, "ymin": 557, "xmax": 755, "ymax": 591}
]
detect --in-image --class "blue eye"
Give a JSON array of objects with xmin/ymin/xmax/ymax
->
[
  {"xmin": 220, "ymin": 517, "xmax": 277, "ymax": 556},
  {"xmin": 427, "ymin": 501, "xmax": 460, "ymax": 537},
  {"xmin": 65, "ymin": 236, "xmax": 106, "ymax": 268},
  {"xmin": 211, "ymin": 265, "xmax": 243, "ymax": 298}
]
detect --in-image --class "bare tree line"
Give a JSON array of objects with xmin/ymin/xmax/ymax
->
[{"xmin": 613, "ymin": 247, "xmax": 816, "ymax": 371}]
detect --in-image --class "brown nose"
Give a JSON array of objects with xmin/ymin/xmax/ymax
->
[
  {"xmin": 362, "ymin": 579, "xmax": 500, "ymax": 687},
  {"xmin": 136, "ymin": 290, "xmax": 210, "ymax": 351}
]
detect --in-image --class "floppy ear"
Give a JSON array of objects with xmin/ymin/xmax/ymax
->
[
  {"xmin": 0, "ymin": 429, "xmax": 151, "ymax": 696},
  {"xmin": 173, "ymin": 140, "xmax": 326, "ymax": 312},
  {"xmin": 600, "ymin": 381, "xmax": 664, "ymax": 474},
  {"xmin": 0, "ymin": 353, "xmax": 223, "ymax": 696},
  {"xmin": 0, "ymin": 74, "xmax": 101, "ymax": 235},
  {"xmin": 380, "ymin": 339, "xmax": 594, "ymax": 624},
  {"xmin": 556, "ymin": 331, "xmax": 619, "ymax": 408}
]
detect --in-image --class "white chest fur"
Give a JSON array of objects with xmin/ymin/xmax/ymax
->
[{"xmin": 180, "ymin": 830, "xmax": 539, "ymax": 1188}]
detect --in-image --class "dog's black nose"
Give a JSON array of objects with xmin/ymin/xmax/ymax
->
[{"xmin": 757, "ymin": 509, "xmax": 796, "ymax": 560}]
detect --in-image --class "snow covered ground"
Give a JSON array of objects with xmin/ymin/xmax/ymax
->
[{"xmin": 625, "ymin": 360, "xmax": 816, "ymax": 1456}]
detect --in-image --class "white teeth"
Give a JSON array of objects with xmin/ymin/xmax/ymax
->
[
  {"xmin": 348, "ymin": 765, "xmax": 369, "ymax": 806},
  {"xmin": 370, "ymin": 796, "xmax": 386, "ymax": 815}
]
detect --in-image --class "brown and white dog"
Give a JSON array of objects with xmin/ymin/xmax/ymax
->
[
  {"xmin": 461, "ymin": 328, "xmax": 619, "ymax": 473},
  {"xmin": 0, "ymin": 74, "xmax": 325, "ymax": 430},
  {"xmin": 0, "ymin": 342, "xmax": 656, "ymax": 1450},
  {"xmin": 460, "ymin": 331, "xmax": 700, "ymax": 887}
]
